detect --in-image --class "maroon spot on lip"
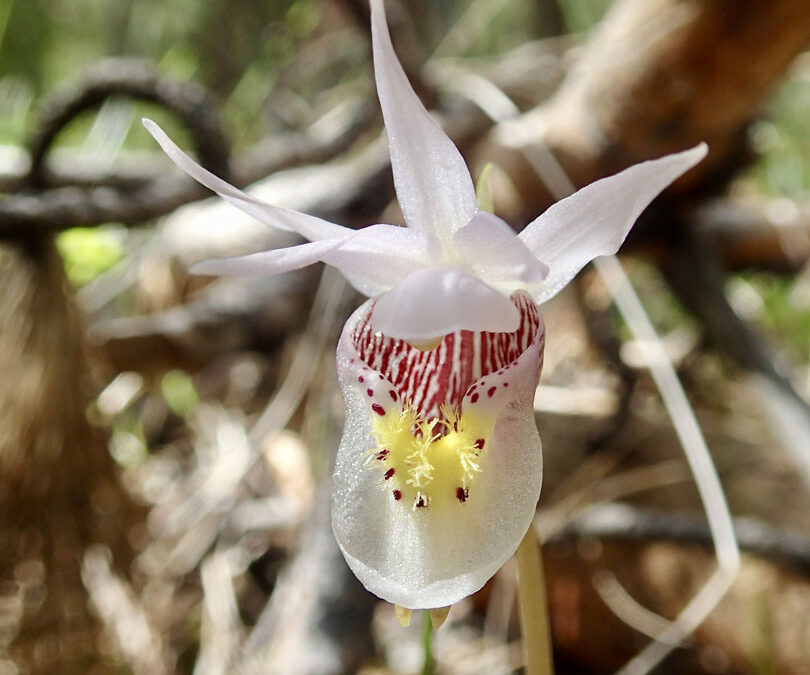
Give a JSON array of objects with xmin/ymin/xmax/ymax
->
[
  {"xmin": 393, "ymin": 489, "xmax": 402, "ymax": 501},
  {"xmin": 415, "ymin": 496, "xmax": 427, "ymax": 508},
  {"xmin": 378, "ymin": 374, "xmax": 384, "ymax": 380},
  {"xmin": 366, "ymin": 388, "xmax": 374, "ymax": 397},
  {"xmin": 358, "ymin": 375, "xmax": 364, "ymax": 383},
  {"xmin": 487, "ymin": 386, "xmax": 497, "ymax": 398},
  {"xmin": 388, "ymin": 389, "xmax": 397, "ymax": 401},
  {"xmin": 376, "ymin": 449, "xmax": 389, "ymax": 460},
  {"xmin": 456, "ymin": 487, "xmax": 469, "ymax": 503},
  {"xmin": 475, "ymin": 438, "xmax": 485, "ymax": 450},
  {"xmin": 470, "ymin": 393, "xmax": 479, "ymax": 403},
  {"xmin": 372, "ymin": 403, "xmax": 386, "ymax": 416},
  {"xmin": 384, "ymin": 468, "xmax": 395, "ymax": 480},
  {"xmin": 504, "ymin": 382, "xmax": 509, "ymax": 387}
]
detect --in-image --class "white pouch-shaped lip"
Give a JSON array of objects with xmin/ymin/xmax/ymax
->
[{"xmin": 332, "ymin": 292, "xmax": 545, "ymax": 609}]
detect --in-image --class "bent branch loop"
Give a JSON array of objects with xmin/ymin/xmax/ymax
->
[{"xmin": 26, "ymin": 58, "xmax": 231, "ymax": 188}]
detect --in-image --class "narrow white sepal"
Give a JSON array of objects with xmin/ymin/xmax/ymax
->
[
  {"xmin": 190, "ymin": 238, "xmax": 342, "ymax": 276},
  {"xmin": 370, "ymin": 267, "xmax": 520, "ymax": 340},
  {"xmin": 142, "ymin": 118, "xmax": 350, "ymax": 241},
  {"xmin": 370, "ymin": 0, "xmax": 477, "ymax": 238},
  {"xmin": 519, "ymin": 143, "xmax": 708, "ymax": 303}
]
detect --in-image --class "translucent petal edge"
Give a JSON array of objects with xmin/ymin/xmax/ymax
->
[{"xmin": 331, "ymin": 297, "xmax": 544, "ymax": 608}]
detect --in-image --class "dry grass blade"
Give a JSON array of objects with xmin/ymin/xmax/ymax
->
[
  {"xmin": 594, "ymin": 255, "xmax": 740, "ymax": 675},
  {"xmin": 81, "ymin": 546, "xmax": 169, "ymax": 675},
  {"xmin": 147, "ymin": 406, "xmax": 252, "ymax": 550},
  {"xmin": 194, "ymin": 550, "xmax": 243, "ymax": 675},
  {"xmin": 249, "ymin": 266, "xmax": 349, "ymax": 445},
  {"xmin": 432, "ymin": 0, "xmax": 521, "ymax": 59}
]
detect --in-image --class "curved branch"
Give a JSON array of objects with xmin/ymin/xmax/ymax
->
[
  {"xmin": 25, "ymin": 58, "xmax": 231, "ymax": 187},
  {"xmin": 0, "ymin": 102, "xmax": 374, "ymax": 239}
]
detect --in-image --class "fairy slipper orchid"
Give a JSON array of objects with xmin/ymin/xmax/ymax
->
[{"xmin": 143, "ymin": 0, "xmax": 706, "ymax": 610}]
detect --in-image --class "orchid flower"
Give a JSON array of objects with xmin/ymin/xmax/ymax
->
[{"xmin": 143, "ymin": 0, "xmax": 706, "ymax": 611}]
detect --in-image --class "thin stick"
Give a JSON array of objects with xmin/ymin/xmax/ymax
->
[{"xmin": 516, "ymin": 527, "xmax": 555, "ymax": 675}]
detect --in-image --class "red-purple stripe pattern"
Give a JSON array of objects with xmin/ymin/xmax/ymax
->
[{"xmin": 352, "ymin": 292, "xmax": 542, "ymax": 421}]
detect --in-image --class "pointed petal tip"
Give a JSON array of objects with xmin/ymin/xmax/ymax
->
[
  {"xmin": 682, "ymin": 140, "xmax": 708, "ymax": 165},
  {"xmin": 141, "ymin": 117, "xmax": 169, "ymax": 146},
  {"xmin": 429, "ymin": 606, "xmax": 451, "ymax": 629},
  {"xmin": 394, "ymin": 605, "xmax": 412, "ymax": 627},
  {"xmin": 520, "ymin": 141, "xmax": 712, "ymax": 304},
  {"xmin": 370, "ymin": 0, "xmax": 476, "ymax": 235},
  {"xmin": 187, "ymin": 238, "xmax": 344, "ymax": 278}
]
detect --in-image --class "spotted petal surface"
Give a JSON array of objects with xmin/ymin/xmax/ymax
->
[{"xmin": 333, "ymin": 292, "xmax": 544, "ymax": 609}]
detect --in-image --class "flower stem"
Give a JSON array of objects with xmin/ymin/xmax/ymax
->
[
  {"xmin": 516, "ymin": 527, "xmax": 555, "ymax": 675},
  {"xmin": 421, "ymin": 610, "xmax": 434, "ymax": 675}
]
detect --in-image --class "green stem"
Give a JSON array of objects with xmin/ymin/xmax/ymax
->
[
  {"xmin": 421, "ymin": 610, "xmax": 434, "ymax": 675},
  {"xmin": 516, "ymin": 526, "xmax": 555, "ymax": 675}
]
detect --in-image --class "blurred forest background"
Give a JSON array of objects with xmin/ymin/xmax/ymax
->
[{"xmin": 1, "ymin": 0, "xmax": 810, "ymax": 673}]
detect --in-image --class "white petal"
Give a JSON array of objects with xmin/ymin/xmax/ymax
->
[
  {"xmin": 370, "ymin": 267, "xmax": 519, "ymax": 340},
  {"xmin": 453, "ymin": 211, "xmax": 548, "ymax": 287},
  {"xmin": 332, "ymin": 294, "xmax": 544, "ymax": 608},
  {"xmin": 370, "ymin": 0, "xmax": 477, "ymax": 237},
  {"xmin": 143, "ymin": 118, "xmax": 349, "ymax": 241},
  {"xmin": 190, "ymin": 238, "xmax": 342, "ymax": 276},
  {"xmin": 519, "ymin": 143, "xmax": 708, "ymax": 302},
  {"xmin": 322, "ymin": 224, "xmax": 436, "ymax": 297}
]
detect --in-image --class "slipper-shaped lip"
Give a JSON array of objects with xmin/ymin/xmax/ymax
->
[{"xmin": 332, "ymin": 291, "xmax": 545, "ymax": 609}]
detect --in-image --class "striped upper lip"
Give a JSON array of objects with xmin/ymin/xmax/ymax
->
[{"xmin": 351, "ymin": 292, "xmax": 542, "ymax": 421}]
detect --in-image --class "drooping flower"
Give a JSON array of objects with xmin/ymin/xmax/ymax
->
[{"xmin": 144, "ymin": 0, "xmax": 706, "ymax": 610}]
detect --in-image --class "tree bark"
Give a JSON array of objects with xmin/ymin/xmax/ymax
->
[
  {"xmin": 0, "ymin": 239, "xmax": 141, "ymax": 673},
  {"xmin": 474, "ymin": 0, "xmax": 810, "ymax": 221}
]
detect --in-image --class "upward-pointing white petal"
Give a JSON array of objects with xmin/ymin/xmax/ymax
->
[
  {"xmin": 143, "ymin": 118, "xmax": 350, "ymax": 241},
  {"xmin": 519, "ymin": 143, "xmax": 708, "ymax": 303},
  {"xmin": 370, "ymin": 0, "xmax": 477, "ymax": 239}
]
